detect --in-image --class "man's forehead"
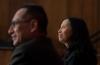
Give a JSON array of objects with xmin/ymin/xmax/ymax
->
[
  {"xmin": 61, "ymin": 19, "xmax": 70, "ymax": 26},
  {"xmin": 12, "ymin": 8, "xmax": 30, "ymax": 22},
  {"xmin": 16, "ymin": 8, "xmax": 27, "ymax": 16}
]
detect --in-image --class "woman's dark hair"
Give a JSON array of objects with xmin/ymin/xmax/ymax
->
[
  {"xmin": 68, "ymin": 17, "xmax": 89, "ymax": 42},
  {"xmin": 67, "ymin": 17, "xmax": 92, "ymax": 46},
  {"xmin": 67, "ymin": 17, "xmax": 97, "ymax": 65}
]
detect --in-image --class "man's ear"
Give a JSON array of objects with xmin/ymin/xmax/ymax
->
[{"xmin": 30, "ymin": 19, "xmax": 38, "ymax": 32}]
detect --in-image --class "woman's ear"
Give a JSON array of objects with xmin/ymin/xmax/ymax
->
[{"xmin": 30, "ymin": 19, "xmax": 38, "ymax": 32}]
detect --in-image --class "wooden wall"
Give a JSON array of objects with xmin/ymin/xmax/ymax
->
[{"xmin": 0, "ymin": 0, "xmax": 99, "ymax": 65}]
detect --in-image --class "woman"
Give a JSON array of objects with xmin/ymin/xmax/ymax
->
[{"xmin": 58, "ymin": 17, "xmax": 97, "ymax": 65}]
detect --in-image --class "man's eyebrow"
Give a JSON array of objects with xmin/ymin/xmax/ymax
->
[
  {"xmin": 11, "ymin": 21, "xmax": 17, "ymax": 24},
  {"xmin": 11, "ymin": 20, "xmax": 21, "ymax": 23},
  {"xmin": 11, "ymin": 21, "xmax": 19, "ymax": 24}
]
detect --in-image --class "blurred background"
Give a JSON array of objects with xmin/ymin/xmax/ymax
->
[{"xmin": 0, "ymin": 0, "xmax": 100, "ymax": 65}]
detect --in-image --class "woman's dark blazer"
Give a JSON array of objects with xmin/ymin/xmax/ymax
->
[{"xmin": 64, "ymin": 41, "xmax": 97, "ymax": 65}]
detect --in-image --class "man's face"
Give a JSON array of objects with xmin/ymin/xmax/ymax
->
[
  {"xmin": 58, "ymin": 19, "xmax": 72, "ymax": 43},
  {"xmin": 8, "ymin": 8, "xmax": 33, "ymax": 46}
]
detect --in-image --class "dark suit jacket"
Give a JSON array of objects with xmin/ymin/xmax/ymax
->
[
  {"xmin": 64, "ymin": 42, "xmax": 97, "ymax": 65},
  {"xmin": 9, "ymin": 36, "xmax": 63, "ymax": 65}
]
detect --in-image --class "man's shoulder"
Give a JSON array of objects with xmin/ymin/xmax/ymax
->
[{"xmin": 15, "ymin": 36, "xmax": 52, "ymax": 51}]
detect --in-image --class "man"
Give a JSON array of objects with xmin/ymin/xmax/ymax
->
[{"xmin": 8, "ymin": 4, "xmax": 62, "ymax": 65}]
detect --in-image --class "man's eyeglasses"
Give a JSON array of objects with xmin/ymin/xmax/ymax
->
[{"xmin": 10, "ymin": 19, "xmax": 33, "ymax": 27}]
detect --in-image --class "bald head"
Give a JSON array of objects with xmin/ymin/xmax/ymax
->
[{"xmin": 12, "ymin": 8, "xmax": 32, "ymax": 23}]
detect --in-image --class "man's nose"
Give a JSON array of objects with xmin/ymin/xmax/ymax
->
[
  {"xmin": 58, "ymin": 28, "xmax": 61, "ymax": 33},
  {"xmin": 8, "ymin": 26, "xmax": 13, "ymax": 35}
]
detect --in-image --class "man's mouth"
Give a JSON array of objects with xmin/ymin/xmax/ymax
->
[{"xmin": 11, "ymin": 35, "xmax": 16, "ymax": 40}]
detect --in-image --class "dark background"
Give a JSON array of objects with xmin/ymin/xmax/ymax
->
[{"xmin": 0, "ymin": 0, "xmax": 99, "ymax": 65}]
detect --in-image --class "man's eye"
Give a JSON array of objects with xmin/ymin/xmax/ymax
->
[
  {"xmin": 12, "ymin": 22, "xmax": 16, "ymax": 25},
  {"xmin": 12, "ymin": 22, "xmax": 15, "ymax": 25},
  {"xmin": 11, "ymin": 22, "xmax": 18, "ymax": 27}
]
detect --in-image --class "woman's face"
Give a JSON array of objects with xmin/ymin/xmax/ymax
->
[{"xmin": 58, "ymin": 19, "xmax": 72, "ymax": 43}]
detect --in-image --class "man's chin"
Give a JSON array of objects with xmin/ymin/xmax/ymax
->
[
  {"xmin": 13, "ymin": 40, "xmax": 18, "ymax": 46},
  {"xmin": 59, "ymin": 38, "xmax": 63, "ymax": 42},
  {"xmin": 59, "ymin": 39, "xmax": 65, "ymax": 44}
]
